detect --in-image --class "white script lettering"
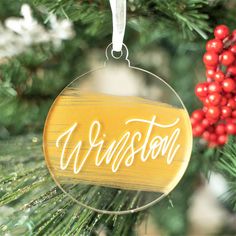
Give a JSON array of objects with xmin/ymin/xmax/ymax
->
[{"xmin": 56, "ymin": 116, "xmax": 181, "ymax": 173}]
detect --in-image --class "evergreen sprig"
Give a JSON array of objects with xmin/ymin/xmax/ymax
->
[
  {"xmin": 216, "ymin": 137, "xmax": 236, "ymax": 211},
  {"xmin": 0, "ymin": 134, "xmax": 144, "ymax": 236},
  {"xmin": 30, "ymin": 0, "xmax": 225, "ymax": 41}
]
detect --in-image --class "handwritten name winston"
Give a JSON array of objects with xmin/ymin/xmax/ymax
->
[{"xmin": 56, "ymin": 116, "xmax": 181, "ymax": 174}]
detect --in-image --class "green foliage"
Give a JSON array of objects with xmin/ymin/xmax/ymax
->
[
  {"xmin": 0, "ymin": 135, "xmax": 143, "ymax": 236},
  {"xmin": 216, "ymin": 137, "xmax": 236, "ymax": 211}
]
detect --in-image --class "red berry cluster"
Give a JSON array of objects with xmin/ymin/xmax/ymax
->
[{"xmin": 191, "ymin": 25, "xmax": 236, "ymax": 147}]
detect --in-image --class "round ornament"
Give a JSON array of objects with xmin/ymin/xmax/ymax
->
[{"xmin": 43, "ymin": 45, "xmax": 192, "ymax": 214}]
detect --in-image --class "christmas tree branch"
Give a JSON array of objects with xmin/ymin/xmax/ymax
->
[
  {"xmin": 0, "ymin": 134, "xmax": 143, "ymax": 236},
  {"xmin": 215, "ymin": 137, "xmax": 236, "ymax": 211},
  {"xmin": 30, "ymin": 0, "xmax": 216, "ymax": 40}
]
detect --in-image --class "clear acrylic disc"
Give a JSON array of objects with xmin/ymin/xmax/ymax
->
[{"xmin": 43, "ymin": 44, "xmax": 192, "ymax": 214}]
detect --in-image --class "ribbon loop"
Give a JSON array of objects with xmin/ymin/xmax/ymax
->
[{"xmin": 109, "ymin": 0, "xmax": 126, "ymax": 52}]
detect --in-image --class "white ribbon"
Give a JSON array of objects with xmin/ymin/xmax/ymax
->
[{"xmin": 109, "ymin": 0, "xmax": 126, "ymax": 52}]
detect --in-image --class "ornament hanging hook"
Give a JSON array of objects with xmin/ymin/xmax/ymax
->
[
  {"xmin": 109, "ymin": 0, "xmax": 126, "ymax": 52},
  {"xmin": 104, "ymin": 43, "xmax": 130, "ymax": 66}
]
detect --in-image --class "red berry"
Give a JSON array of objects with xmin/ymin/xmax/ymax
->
[
  {"xmin": 227, "ymin": 98, "xmax": 236, "ymax": 109},
  {"xmin": 198, "ymin": 96, "xmax": 206, "ymax": 102},
  {"xmin": 230, "ymin": 45, "xmax": 236, "ymax": 54},
  {"xmin": 208, "ymin": 82, "xmax": 222, "ymax": 93},
  {"xmin": 206, "ymin": 68, "xmax": 215, "ymax": 79},
  {"xmin": 221, "ymin": 106, "xmax": 232, "ymax": 118},
  {"xmin": 215, "ymin": 124, "xmax": 226, "ymax": 135},
  {"xmin": 209, "ymin": 119, "xmax": 218, "ymax": 125},
  {"xmin": 214, "ymin": 71, "xmax": 225, "ymax": 82},
  {"xmin": 202, "ymin": 118, "xmax": 210, "ymax": 128},
  {"xmin": 232, "ymin": 110, "xmax": 236, "ymax": 118},
  {"xmin": 206, "ymin": 39, "xmax": 223, "ymax": 53},
  {"xmin": 226, "ymin": 118, "xmax": 234, "ymax": 123},
  {"xmin": 203, "ymin": 107, "xmax": 208, "ymax": 113},
  {"xmin": 208, "ymin": 93, "xmax": 222, "ymax": 106},
  {"xmin": 193, "ymin": 124, "xmax": 205, "ymax": 137},
  {"xmin": 232, "ymin": 30, "xmax": 236, "ymax": 40},
  {"xmin": 218, "ymin": 134, "xmax": 228, "ymax": 145},
  {"xmin": 226, "ymin": 123, "xmax": 236, "ymax": 134},
  {"xmin": 226, "ymin": 93, "xmax": 233, "ymax": 99},
  {"xmin": 208, "ymin": 126, "xmax": 215, "ymax": 133},
  {"xmin": 195, "ymin": 83, "xmax": 208, "ymax": 97},
  {"xmin": 222, "ymin": 78, "xmax": 236, "ymax": 92},
  {"xmin": 214, "ymin": 25, "xmax": 230, "ymax": 40},
  {"xmin": 206, "ymin": 66, "xmax": 217, "ymax": 70},
  {"xmin": 190, "ymin": 117, "xmax": 198, "ymax": 127},
  {"xmin": 203, "ymin": 52, "xmax": 219, "ymax": 66},
  {"xmin": 221, "ymin": 97, "xmax": 228, "ymax": 106},
  {"xmin": 220, "ymin": 51, "xmax": 235, "ymax": 66},
  {"xmin": 202, "ymin": 131, "xmax": 211, "ymax": 141},
  {"xmin": 227, "ymin": 66, "xmax": 236, "ymax": 76},
  {"xmin": 209, "ymin": 133, "xmax": 217, "ymax": 142},
  {"xmin": 206, "ymin": 106, "xmax": 221, "ymax": 120},
  {"xmin": 204, "ymin": 98, "xmax": 211, "ymax": 107},
  {"xmin": 192, "ymin": 110, "xmax": 205, "ymax": 121}
]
